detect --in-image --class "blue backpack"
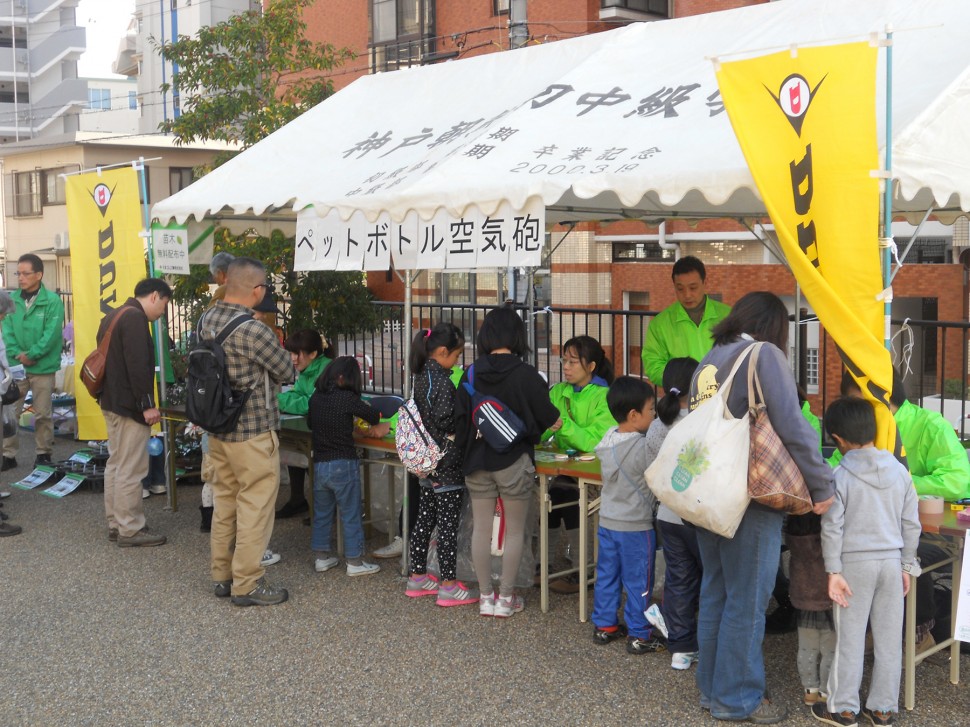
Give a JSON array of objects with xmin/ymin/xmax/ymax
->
[{"xmin": 462, "ymin": 364, "xmax": 526, "ymax": 453}]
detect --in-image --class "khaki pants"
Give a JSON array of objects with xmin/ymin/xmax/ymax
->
[
  {"xmin": 208, "ymin": 431, "xmax": 280, "ymax": 596},
  {"xmin": 3, "ymin": 372, "xmax": 55, "ymax": 458},
  {"xmin": 103, "ymin": 410, "xmax": 150, "ymax": 537}
]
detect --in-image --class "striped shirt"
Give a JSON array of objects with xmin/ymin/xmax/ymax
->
[{"xmin": 201, "ymin": 301, "xmax": 294, "ymax": 443}]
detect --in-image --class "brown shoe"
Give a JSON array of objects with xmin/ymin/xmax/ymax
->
[
  {"xmin": 108, "ymin": 528, "xmax": 118, "ymax": 542},
  {"xmin": 117, "ymin": 527, "xmax": 167, "ymax": 548},
  {"xmin": 0, "ymin": 521, "xmax": 22, "ymax": 537}
]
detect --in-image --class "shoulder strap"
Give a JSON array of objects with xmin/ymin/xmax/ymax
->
[
  {"xmin": 718, "ymin": 342, "xmax": 756, "ymax": 401},
  {"xmin": 746, "ymin": 342, "xmax": 766, "ymax": 407},
  {"xmin": 215, "ymin": 312, "xmax": 253, "ymax": 345},
  {"xmin": 98, "ymin": 307, "xmax": 135, "ymax": 353}
]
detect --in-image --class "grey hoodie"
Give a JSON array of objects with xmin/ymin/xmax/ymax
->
[
  {"xmin": 821, "ymin": 447, "xmax": 921, "ymax": 573},
  {"xmin": 595, "ymin": 426, "xmax": 656, "ymax": 532}
]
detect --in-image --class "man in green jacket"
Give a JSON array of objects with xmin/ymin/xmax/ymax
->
[
  {"xmin": 641, "ymin": 256, "xmax": 731, "ymax": 387},
  {"xmin": 2, "ymin": 254, "xmax": 65, "ymax": 470}
]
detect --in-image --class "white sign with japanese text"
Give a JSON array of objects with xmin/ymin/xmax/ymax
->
[
  {"xmin": 294, "ymin": 200, "xmax": 544, "ymax": 272},
  {"xmin": 151, "ymin": 225, "xmax": 190, "ymax": 275}
]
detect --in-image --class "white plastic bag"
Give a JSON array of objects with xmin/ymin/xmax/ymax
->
[{"xmin": 645, "ymin": 346, "xmax": 753, "ymax": 538}]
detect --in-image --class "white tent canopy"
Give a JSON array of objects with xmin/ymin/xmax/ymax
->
[{"xmin": 152, "ymin": 0, "xmax": 970, "ymax": 228}]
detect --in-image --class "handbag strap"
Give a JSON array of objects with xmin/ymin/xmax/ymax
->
[
  {"xmin": 716, "ymin": 342, "xmax": 757, "ymax": 405},
  {"xmin": 98, "ymin": 306, "xmax": 135, "ymax": 355},
  {"xmin": 746, "ymin": 342, "xmax": 766, "ymax": 408}
]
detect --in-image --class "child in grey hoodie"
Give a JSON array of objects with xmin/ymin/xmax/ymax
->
[
  {"xmin": 591, "ymin": 376, "xmax": 662, "ymax": 655},
  {"xmin": 814, "ymin": 397, "xmax": 921, "ymax": 727}
]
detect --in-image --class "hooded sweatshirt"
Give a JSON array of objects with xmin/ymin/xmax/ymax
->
[
  {"xmin": 455, "ymin": 353, "xmax": 560, "ymax": 475},
  {"xmin": 820, "ymin": 447, "xmax": 921, "ymax": 574},
  {"xmin": 595, "ymin": 426, "xmax": 656, "ymax": 532}
]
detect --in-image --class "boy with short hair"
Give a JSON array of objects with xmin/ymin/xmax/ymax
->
[
  {"xmin": 591, "ymin": 376, "xmax": 664, "ymax": 655},
  {"xmin": 813, "ymin": 397, "xmax": 921, "ymax": 727}
]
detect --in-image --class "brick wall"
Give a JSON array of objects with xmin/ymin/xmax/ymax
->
[{"xmin": 675, "ymin": 0, "xmax": 767, "ymax": 18}]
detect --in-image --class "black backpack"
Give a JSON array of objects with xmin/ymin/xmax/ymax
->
[{"xmin": 185, "ymin": 311, "xmax": 254, "ymax": 434}]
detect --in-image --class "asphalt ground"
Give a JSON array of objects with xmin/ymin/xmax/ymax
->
[{"xmin": 1, "ymin": 432, "xmax": 967, "ymax": 726}]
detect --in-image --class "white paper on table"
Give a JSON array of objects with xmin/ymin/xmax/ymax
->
[{"xmin": 954, "ymin": 541, "xmax": 970, "ymax": 642}]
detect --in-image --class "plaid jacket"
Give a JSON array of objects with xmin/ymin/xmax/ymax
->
[{"xmin": 200, "ymin": 301, "xmax": 294, "ymax": 443}]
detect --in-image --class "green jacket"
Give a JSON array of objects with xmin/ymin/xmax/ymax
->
[
  {"xmin": 641, "ymin": 296, "xmax": 731, "ymax": 385},
  {"xmin": 2, "ymin": 284, "xmax": 65, "ymax": 375},
  {"xmin": 828, "ymin": 400, "xmax": 970, "ymax": 500},
  {"xmin": 543, "ymin": 377, "xmax": 614, "ymax": 453},
  {"xmin": 802, "ymin": 401, "xmax": 822, "ymax": 450},
  {"xmin": 278, "ymin": 354, "xmax": 330, "ymax": 415}
]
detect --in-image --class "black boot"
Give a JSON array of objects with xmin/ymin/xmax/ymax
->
[
  {"xmin": 276, "ymin": 467, "xmax": 309, "ymax": 518},
  {"xmin": 199, "ymin": 505, "xmax": 213, "ymax": 533}
]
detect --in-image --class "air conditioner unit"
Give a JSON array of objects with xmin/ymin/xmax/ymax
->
[{"xmin": 54, "ymin": 231, "xmax": 69, "ymax": 251}]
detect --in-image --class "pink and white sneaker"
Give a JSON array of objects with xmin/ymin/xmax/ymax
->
[
  {"xmin": 435, "ymin": 581, "xmax": 479, "ymax": 607},
  {"xmin": 405, "ymin": 573, "xmax": 439, "ymax": 598}
]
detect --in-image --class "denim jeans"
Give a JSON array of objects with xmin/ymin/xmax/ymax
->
[
  {"xmin": 656, "ymin": 519, "xmax": 702, "ymax": 654},
  {"xmin": 695, "ymin": 506, "xmax": 783, "ymax": 719},
  {"xmin": 312, "ymin": 459, "xmax": 364, "ymax": 559}
]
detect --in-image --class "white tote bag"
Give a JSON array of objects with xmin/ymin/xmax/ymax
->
[{"xmin": 644, "ymin": 345, "xmax": 753, "ymax": 538}]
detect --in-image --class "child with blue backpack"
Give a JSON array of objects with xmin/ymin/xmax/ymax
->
[{"xmin": 404, "ymin": 323, "xmax": 479, "ymax": 607}]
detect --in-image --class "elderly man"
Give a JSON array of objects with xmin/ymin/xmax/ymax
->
[
  {"xmin": 641, "ymin": 255, "xmax": 730, "ymax": 387},
  {"xmin": 99, "ymin": 278, "xmax": 173, "ymax": 547},
  {"xmin": 2, "ymin": 254, "xmax": 65, "ymax": 470},
  {"xmin": 209, "ymin": 251, "xmax": 235, "ymax": 304},
  {"xmin": 203, "ymin": 257, "xmax": 293, "ymax": 606}
]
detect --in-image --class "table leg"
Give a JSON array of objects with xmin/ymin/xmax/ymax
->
[
  {"xmin": 164, "ymin": 420, "xmax": 177, "ymax": 512},
  {"xmin": 539, "ymin": 474, "xmax": 550, "ymax": 614},
  {"xmin": 579, "ymin": 478, "xmax": 589, "ymax": 623},
  {"xmin": 904, "ymin": 572, "xmax": 917, "ymax": 710},
  {"xmin": 950, "ymin": 540, "xmax": 963, "ymax": 687}
]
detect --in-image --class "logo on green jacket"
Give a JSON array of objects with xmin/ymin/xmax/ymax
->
[{"xmin": 672, "ymin": 439, "xmax": 709, "ymax": 492}]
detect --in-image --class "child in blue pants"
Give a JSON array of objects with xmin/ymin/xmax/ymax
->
[{"xmin": 591, "ymin": 376, "xmax": 663, "ymax": 655}]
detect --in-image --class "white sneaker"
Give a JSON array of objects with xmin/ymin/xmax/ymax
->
[
  {"xmin": 494, "ymin": 593, "xmax": 525, "ymax": 618},
  {"xmin": 148, "ymin": 484, "xmax": 167, "ymax": 495},
  {"xmin": 346, "ymin": 561, "xmax": 380, "ymax": 577},
  {"xmin": 315, "ymin": 556, "xmax": 339, "ymax": 572},
  {"xmin": 142, "ymin": 488, "xmax": 150, "ymax": 500},
  {"xmin": 671, "ymin": 651, "xmax": 698, "ymax": 670},
  {"xmin": 261, "ymin": 549, "xmax": 281, "ymax": 567},
  {"xmin": 0, "ymin": 491, "xmax": 11, "ymax": 499},
  {"xmin": 645, "ymin": 603, "xmax": 669, "ymax": 640},
  {"xmin": 372, "ymin": 536, "xmax": 403, "ymax": 559},
  {"xmin": 479, "ymin": 591, "xmax": 496, "ymax": 617}
]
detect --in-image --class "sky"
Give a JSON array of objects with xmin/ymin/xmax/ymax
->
[{"xmin": 76, "ymin": 0, "xmax": 136, "ymax": 79}]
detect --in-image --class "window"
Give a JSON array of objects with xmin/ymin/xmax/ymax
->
[
  {"xmin": 612, "ymin": 241, "xmax": 671, "ymax": 262},
  {"xmin": 805, "ymin": 348, "xmax": 819, "ymax": 389},
  {"xmin": 370, "ymin": 0, "xmax": 434, "ymax": 72},
  {"xmin": 128, "ymin": 91, "xmax": 137, "ymax": 110},
  {"xmin": 42, "ymin": 167, "xmax": 72, "ymax": 206},
  {"xmin": 88, "ymin": 87, "xmax": 111, "ymax": 110},
  {"xmin": 13, "ymin": 170, "xmax": 41, "ymax": 217},
  {"xmin": 494, "ymin": 0, "xmax": 509, "ymax": 14},
  {"xmin": 169, "ymin": 167, "xmax": 194, "ymax": 194},
  {"xmin": 601, "ymin": 0, "xmax": 669, "ymax": 15}
]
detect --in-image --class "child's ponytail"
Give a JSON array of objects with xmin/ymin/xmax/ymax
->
[
  {"xmin": 409, "ymin": 322, "xmax": 464, "ymax": 375},
  {"xmin": 657, "ymin": 357, "xmax": 699, "ymax": 425}
]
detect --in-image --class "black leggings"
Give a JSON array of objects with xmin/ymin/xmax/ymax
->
[{"xmin": 409, "ymin": 487, "xmax": 463, "ymax": 581}]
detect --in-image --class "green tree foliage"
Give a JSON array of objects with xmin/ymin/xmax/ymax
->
[
  {"xmin": 155, "ymin": 1, "xmax": 379, "ymax": 345},
  {"xmin": 171, "ymin": 228, "xmax": 382, "ymax": 341},
  {"xmin": 155, "ymin": 0, "xmax": 353, "ymax": 150}
]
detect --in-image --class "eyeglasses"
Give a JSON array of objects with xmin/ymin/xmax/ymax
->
[
  {"xmin": 559, "ymin": 357, "xmax": 582, "ymax": 367},
  {"xmin": 14, "ymin": 271, "xmax": 39, "ymax": 277}
]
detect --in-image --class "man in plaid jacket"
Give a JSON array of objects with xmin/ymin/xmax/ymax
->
[{"xmin": 203, "ymin": 257, "xmax": 294, "ymax": 607}]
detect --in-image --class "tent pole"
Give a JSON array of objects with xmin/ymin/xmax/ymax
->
[
  {"xmin": 881, "ymin": 27, "xmax": 894, "ymax": 352},
  {"xmin": 403, "ymin": 270, "xmax": 414, "ymax": 399}
]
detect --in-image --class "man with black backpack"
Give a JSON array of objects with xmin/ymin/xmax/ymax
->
[
  {"xmin": 97, "ymin": 278, "xmax": 172, "ymax": 548},
  {"xmin": 201, "ymin": 258, "xmax": 293, "ymax": 607}
]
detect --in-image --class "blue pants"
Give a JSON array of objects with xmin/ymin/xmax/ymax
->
[
  {"xmin": 312, "ymin": 459, "xmax": 364, "ymax": 559},
  {"xmin": 657, "ymin": 519, "xmax": 702, "ymax": 653},
  {"xmin": 696, "ymin": 506, "xmax": 783, "ymax": 719},
  {"xmin": 592, "ymin": 527, "xmax": 656, "ymax": 639}
]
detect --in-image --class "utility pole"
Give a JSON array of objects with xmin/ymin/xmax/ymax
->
[{"xmin": 510, "ymin": 0, "xmax": 528, "ymax": 50}]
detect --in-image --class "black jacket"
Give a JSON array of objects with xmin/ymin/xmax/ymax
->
[
  {"xmin": 455, "ymin": 353, "xmax": 560, "ymax": 475},
  {"xmin": 97, "ymin": 298, "xmax": 156, "ymax": 425}
]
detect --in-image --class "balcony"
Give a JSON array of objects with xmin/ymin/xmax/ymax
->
[{"xmin": 600, "ymin": 0, "xmax": 671, "ymax": 23}]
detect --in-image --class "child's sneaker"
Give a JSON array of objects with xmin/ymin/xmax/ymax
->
[
  {"xmin": 804, "ymin": 689, "xmax": 822, "ymax": 706},
  {"xmin": 261, "ymin": 549, "xmax": 281, "ymax": 567},
  {"xmin": 860, "ymin": 708, "xmax": 894, "ymax": 727},
  {"xmin": 315, "ymin": 556, "xmax": 339, "ymax": 572},
  {"xmin": 626, "ymin": 635, "xmax": 666, "ymax": 655},
  {"xmin": 479, "ymin": 591, "xmax": 496, "ymax": 617},
  {"xmin": 436, "ymin": 581, "xmax": 479, "ymax": 607},
  {"xmin": 405, "ymin": 573, "xmax": 439, "ymax": 598},
  {"xmin": 670, "ymin": 651, "xmax": 698, "ymax": 670},
  {"xmin": 592, "ymin": 624, "xmax": 628, "ymax": 645},
  {"xmin": 811, "ymin": 703, "xmax": 858, "ymax": 726},
  {"xmin": 493, "ymin": 593, "xmax": 524, "ymax": 618},
  {"xmin": 346, "ymin": 561, "xmax": 380, "ymax": 577},
  {"xmin": 644, "ymin": 603, "xmax": 669, "ymax": 640}
]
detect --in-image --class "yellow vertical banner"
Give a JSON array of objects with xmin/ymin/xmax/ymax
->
[
  {"xmin": 716, "ymin": 42, "xmax": 899, "ymax": 456},
  {"xmin": 67, "ymin": 168, "xmax": 147, "ymax": 440}
]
